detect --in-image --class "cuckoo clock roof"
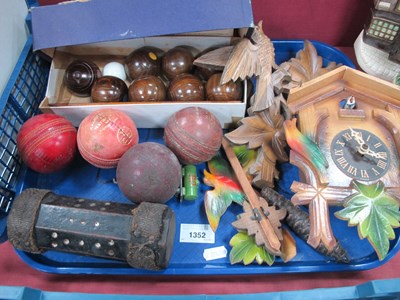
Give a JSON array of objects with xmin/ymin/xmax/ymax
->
[{"xmin": 287, "ymin": 66, "xmax": 400, "ymax": 115}]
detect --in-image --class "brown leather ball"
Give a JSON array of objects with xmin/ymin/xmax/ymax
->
[
  {"xmin": 162, "ymin": 46, "xmax": 194, "ymax": 80},
  {"xmin": 128, "ymin": 75, "xmax": 166, "ymax": 102},
  {"xmin": 125, "ymin": 46, "xmax": 164, "ymax": 80},
  {"xmin": 116, "ymin": 142, "xmax": 182, "ymax": 204},
  {"xmin": 206, "ymin": 73, "xmax": 243, "ymax": 101},
  {"xmin": 164, "ymin": 107, "xmax": 222, "ymax": 164},
  {"xmin": 91, "ymin": 76, "xmax": 128, "ymax": 102},
  {"xmin": 167, "ymin": 74, "xmax": 205, "ymax": 101}
]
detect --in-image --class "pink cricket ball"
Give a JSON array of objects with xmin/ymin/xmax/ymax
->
[
  {"xmin": 116, "ymin": 142, "xmax": 182, "ymax": 204},
  {"xmin": 17, "ymin": 114, "xmax": 77, "ymax": 173},
  {"xmin": 77, "ymin": 108, "xmax": 139, "ymax": 168},
  {"xmin": 164, "ymin": 107, "xmax": 222, "ymax": 164}
]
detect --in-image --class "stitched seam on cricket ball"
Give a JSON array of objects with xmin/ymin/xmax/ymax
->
[
  {"xmin": 164, "ymin": 122, "xmax": 218, "ymax": 164},
  {"xmin": 21, "ymin": 123, "xmax": 75, "ymax": 159},
  {"xmin": 18, "ymin": 118, "xmax": 73, "ymax": 151},
  {"xmin": 91, "ymin": 111, "xmax": 135, "ymax": 145},
  {"xmin": 170, "ymin": 113, "xmax": 220, "ymax": 153},
  {"xmin": 164, "ymin": 124, "xmax": 204, "ymax": 162}
]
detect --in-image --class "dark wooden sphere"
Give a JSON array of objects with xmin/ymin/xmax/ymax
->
[
  {"xmin": 168, "ymin": 74, "xmax": 205, "ymax": 101},
  {"xmin": 193, "ymin": 65, "xmax": 218, "ymax": 81},
  {"xmin": 91, "ymin": 76, "xmax": 128, "ymax": 102},
  {"xmin": 128, "ymin": 75, "xmax": 166, "ymax": 102},
  {"xmin": 206, "ymin": 73, "xmax": 243, "ymax": 101},
  {"xmin": 162, "ymin": 46, "xmax": 194, "ymax": 80},
  {"xmin": 63, "ymin": 60, "xmax": 101, "ymax": 97},
  {"xmin": 125, "ymin": 46, "xmax": 164, "ymax": 80}
]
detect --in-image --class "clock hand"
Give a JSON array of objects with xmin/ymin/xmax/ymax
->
[
  {"xmin": 348, "ymin": 128, "xmax": 386, "ymax": 160},
  {"xmin": 357, "ymin": 146, "xmax": 386, "ymax": 159},
  {"xmin": 349, "ymin": 127, "xmax": 364, "ymax": 146}
]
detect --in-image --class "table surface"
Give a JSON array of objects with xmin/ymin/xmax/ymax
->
[{"xmin": 1, "ymin": 47, "xmax": 399, "ymax": 296}]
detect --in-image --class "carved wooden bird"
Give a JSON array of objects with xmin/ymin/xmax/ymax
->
[
  {"xmin": 220, "ymin": 21, "xmax": 277, "ymax": 112},
  {"xmin": 283, "ymin": 118, "xmax": 329, "ymax": 183},
  {"xmin": 193, "ymin": 21, "xmax": 277, "ymax": 113}
]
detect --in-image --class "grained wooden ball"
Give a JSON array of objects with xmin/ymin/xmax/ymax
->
[
  {"xmin": 128, "ymin": 75, "xmax": 166, "ymax": 102},
  {"xmin": 91, "ymin": 76, "xmax": 128, "ymax": 102},
  {"xmin": 168, "ymin": 74, "xmax": 205, "ymax": 101},
  {"xmin": 125, "ymin": 46, "xmax": 164, "ymax": 80},
  {"xmin": 164, "ymin": 107, "xmax": 222, "ymax": 164},
  {"xmin": 206, "ymin": 73, "xmax": 243, "ymax": 101},
  {"xmin": 194, "ymin": 65, "xmax": 217, "ymax": 81},
  {"xmin": 162, "ymin": 46, "xmax": 194, "ymax": 80},
  {"xmin": 63, "ymin": 60, "xmax": 101, "ymax": 97}
]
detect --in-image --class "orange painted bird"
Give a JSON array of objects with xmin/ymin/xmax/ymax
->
[
  {"xmin": 283, "ymin": 118, "xmax": 329, "ymax": 182},
  {"xmin": 203, "ymin": 154, "xmax": 246, "ymax": 232}
]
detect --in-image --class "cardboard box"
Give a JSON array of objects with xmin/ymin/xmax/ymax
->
[
  {"xmin": 39, "ymin": 35, "xmax": 249, "ymax": 128},
  {"xmin": 31, "ymin": 0, "xmax": 254, "ymax": 128}
]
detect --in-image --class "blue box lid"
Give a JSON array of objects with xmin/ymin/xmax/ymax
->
[{"xmin": 31, "ymin": 0, "xmax": 254, "ymax": 51}]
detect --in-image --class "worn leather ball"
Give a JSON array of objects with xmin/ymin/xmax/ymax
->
[
  {"xmin": 17, "ymin": 114, "xmax": 77, "ymax": 173},
  {"xmin": 77, "ymin": 108, "xmax": 139, "ymax": 168},
  {"xmin": 164, "ymin": 107, "xmax": 222, "ymax": 164},
  {"xmin": 116, "ymin": 142, "xmax": 181, "ymax": 204}
]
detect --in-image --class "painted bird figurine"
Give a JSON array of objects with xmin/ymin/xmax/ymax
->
[
  {"xmin": 283, "ymin": 118, "xmax": 329, "ymax": 183},
  {"xmin": 203, "ymin": 154, "xmax": 246, "ymax": 232},
  {"xmin": 193, "ymin": 21, "xmax": 277, "ymax": 113}
]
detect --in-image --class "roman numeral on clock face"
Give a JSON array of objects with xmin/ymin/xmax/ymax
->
[
  {"xmin": 331, "ymin": 128, "xmax": 391, "ymax": 181},
  {"xmin": 361, "ymin": 169, "xmax": 369, "ymax": 179},
  {"xmin": 336, "ymin": 156, "xmax": 348, "ymax": 169},
  {"xmin": 347, "ymin": 165, "xmax": 357, "ymax": 176}
]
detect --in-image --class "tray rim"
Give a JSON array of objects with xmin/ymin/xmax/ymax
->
[{"xmin": 6, "ymin": 39, "xmax": 382, "ymax": 276}]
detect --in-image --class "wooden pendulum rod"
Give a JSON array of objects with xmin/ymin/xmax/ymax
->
[{"xmin": 221, "ymin": 138, "xmax": 281, "ymax": 255}]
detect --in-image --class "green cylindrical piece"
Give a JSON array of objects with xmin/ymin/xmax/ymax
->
[{"xmin": 183, "ymin": 165, "xmax": 198, "ymax": 201}]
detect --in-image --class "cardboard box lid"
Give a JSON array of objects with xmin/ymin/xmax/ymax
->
[{"xmin": 31, "ymin": 0, "xmax": 254, "ymax": 51}]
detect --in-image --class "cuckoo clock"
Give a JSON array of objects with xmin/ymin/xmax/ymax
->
[{"xmin": 285, "ymin": 66, "xmax": 400, "ymax": 259}]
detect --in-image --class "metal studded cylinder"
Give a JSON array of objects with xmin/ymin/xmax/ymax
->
[{"xmin": 7, "ymin": 189, "xmax": 176, "ymax": 271}]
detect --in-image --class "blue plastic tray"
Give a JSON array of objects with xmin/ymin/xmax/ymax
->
[
  {"xmin": 2, "ymin": 278, "xmax": 400, "ymax": 299},
  {"xmin": 4, "ymin": 37, "xmax": 400, "ymax": 275}
]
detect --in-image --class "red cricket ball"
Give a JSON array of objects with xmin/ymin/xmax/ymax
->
[
  {"xmin": 164, "ymin": 107, "xmax": 222, "ymax": 164},
  {"xmin": 116, "ymin": 142, "xmax": 182, "ymax": 204},
  {"xmin": 77, "ymin": 108, "xmax": 139, "ymax": 168},
  {"xmin": 17, "ymin": 114, "xmax": 77, "ymax": 173}
]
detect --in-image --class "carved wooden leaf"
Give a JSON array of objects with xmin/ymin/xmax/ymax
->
[
  {"xmin": 225, "ymin": 114, "xmax": 276, "ymax": 149},
  {"xmin": 232, "ymin": 200, "xmax": 287, "ymax": 256},
  {"xmin": 282, "ymin": 40, "xmax": 340, "ymax": 84},
  {"xmin": 225, "ymin": 112, "xmax": 288, "ymax": 188},
  {"xmin": 229, "ymin": 231, "xmax": 275, "ymax": 265},
  {"xmin": 335, "ymin": 180, "xmax": 400, "ymax": 261},
  {"xmin": 289, "ymin": 181, "xmax": 353, "ymax": 251},
  {"xmin": 248, "ymin": 144, "xmax": 279, "ymax": 189}
]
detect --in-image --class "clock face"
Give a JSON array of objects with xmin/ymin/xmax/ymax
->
[{"xmin": 330, "ymin": 128, "xmax": 391, "ymax": 181}]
